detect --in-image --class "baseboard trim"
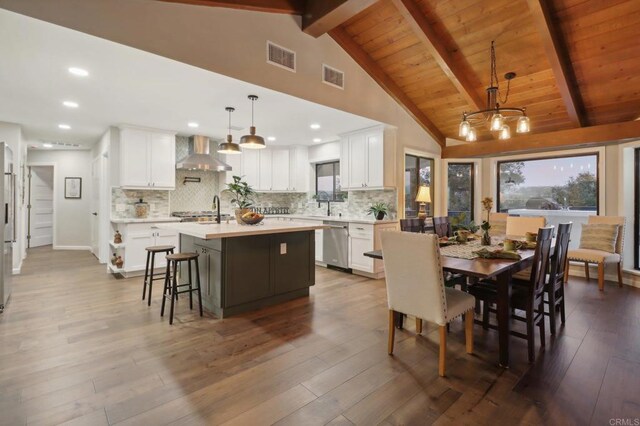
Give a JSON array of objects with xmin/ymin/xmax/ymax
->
[
  {"xmin": 12, "ymin": 262, "xmax": 21, "ymax": 275},
  {"xmin": 53, "ymin": 245, "xmax": 92, "ymax": 251}
]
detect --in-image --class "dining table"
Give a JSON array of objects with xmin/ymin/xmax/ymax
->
[{"xmin": 364, "ymin": 238, "xmax": 539, "ymax": 368}]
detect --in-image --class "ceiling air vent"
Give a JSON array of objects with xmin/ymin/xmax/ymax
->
[
  {"xmin": 267, "ymin": 41, "xmax": 296, "ymax": 72},
  {"xmin": 322, "ymin": 64, "xmax": 345, "ymax": 89}
]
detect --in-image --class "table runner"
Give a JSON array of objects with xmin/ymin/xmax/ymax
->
[{"xmin": 440, "ymin": 237, "xmax": 505, "ymax": 260}]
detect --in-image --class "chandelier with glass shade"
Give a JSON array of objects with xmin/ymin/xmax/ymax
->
[{"xmin": 458, "ymin": 41, "xmax": 531, "ymax": 142}]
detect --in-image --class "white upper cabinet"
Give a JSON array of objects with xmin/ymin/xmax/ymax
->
[
  {"xmin": 227, "ymin": 146, "xmax": 308, "ymax": 192},
  {"xmin": 241, "ymin": 149, "xmax": 260, "ymax": 189},
  {"xmin": 258, "ymin": 149, "xmax": 273, "ymax": 191},
  {"xmin": 271, "ymin": 149, "xmax": 290, "ymax": 191},
  {"xmin": 339, "ymin": 126, "xmax": 395, "ymax": 190},
  {"xmin": 119, "ymin": 127, "xmax": 176, "ymax": 190}
]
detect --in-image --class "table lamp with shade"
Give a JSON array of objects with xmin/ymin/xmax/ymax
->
[{"xmin": 415, "ymin": 185, "xmax": 431, "ymax": 220}]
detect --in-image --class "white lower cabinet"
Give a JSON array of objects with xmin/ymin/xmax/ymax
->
[
  {"xmin": 109, "ymin": 221, "xmax": 180, "ymax": 277},
  {"xmin": 348, "ymin": 222, "xmax": 399, "ymax": 277}
]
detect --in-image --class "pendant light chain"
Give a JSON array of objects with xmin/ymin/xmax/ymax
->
[{"xmin": 491, "ymin": 41, "xmax": 511, "ymax": 105}]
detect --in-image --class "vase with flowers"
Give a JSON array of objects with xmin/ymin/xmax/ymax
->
[{"xmin": 480, "ymin": 197, "xmax": 493, "ymax": 246}]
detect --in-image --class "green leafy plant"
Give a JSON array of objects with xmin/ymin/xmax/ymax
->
[
  {"xmin": 451, "ymin": 213, "xmax": 479, "ymax": 233},
  {"xmin": 366, "ymin": 202, "xmax": 389, "ymax": 218},
  {"xmin": 224, "ymin": 176, "xmax": 255, "ymax": 209}
]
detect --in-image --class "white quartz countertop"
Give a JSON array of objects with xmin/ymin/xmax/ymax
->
[
  {"xmin": 267, "ymin": 214, "xmax": 398, "ymax": 225},
  {"xmin": 157, "ymin": 221, "xmax": 329, "ymax": 239},
  {"xmin": 111, "ymin": 217, "xmax": 182, "ymax": 224}
]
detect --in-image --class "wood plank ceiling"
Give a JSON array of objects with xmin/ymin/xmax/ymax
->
[{"xmin": 160, "ymin": 0, "xmax": 640, "ymax": 154}]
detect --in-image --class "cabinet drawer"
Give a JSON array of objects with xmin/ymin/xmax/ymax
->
[{"xmin": 348, "ymin": 223, "xmax": 374, "ymax": 239}]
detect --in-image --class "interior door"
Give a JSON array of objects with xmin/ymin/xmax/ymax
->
[
  {"xmin": 90, "ymin": 156, "xmax": 101, "ymax": 257},
  {"xmin": 28, "ymin": 166, "xmax": 53, "ymax": 248}
]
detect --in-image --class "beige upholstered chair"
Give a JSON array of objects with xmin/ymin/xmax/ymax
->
[
  {"xmin": 381, "ymin": 231, "xmax": 475, "ymax": 377},
  {"xmin": 490, "ymin": 212, "xmax": 508, "ymax": 235},
  {"xmin": 506, "ymin": 216, "xmax": 546, "ymax": 237},
  {"xmin": 565, "ymin": 216, "xmax": 625, "ymax": 291}
]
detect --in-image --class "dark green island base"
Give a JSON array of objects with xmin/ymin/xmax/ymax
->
[{"xmin": 180, "ymin": 230, "xmax": 315, "ymax": 318}]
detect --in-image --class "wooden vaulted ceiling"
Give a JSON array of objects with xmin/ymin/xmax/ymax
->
[{"xmin": 162, "ymin": 0, "xmax": 640, "ymax": 156}]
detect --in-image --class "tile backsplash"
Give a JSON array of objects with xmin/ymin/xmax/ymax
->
[{"xmin": 111, "ymin": 188, "xmax": 170, "ymax": 218}]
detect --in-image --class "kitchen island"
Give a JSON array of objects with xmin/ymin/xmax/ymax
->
[{"xmin": 157, "ymin": 221, "xmax": 327, "ymax": 318}]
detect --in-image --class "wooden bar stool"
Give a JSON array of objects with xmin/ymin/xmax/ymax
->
[
  {"xmin": 142, "ymin": 245, "xmax": 175, "ymax": 306},
  {"xmin": 161, "ymin": 252, "xmax": 203, "ymax": 325}
]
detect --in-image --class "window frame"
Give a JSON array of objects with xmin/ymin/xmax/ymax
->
[
  {"xmin": 496, "ymin": 152, "xmax": 600, "ymax": 214},
  {"xmin": 635, "ymin": 148, "xmax": 640, "ymax": 270},
  {"xmin": 315, "ymin": 160, "xmax": 342, "ymax": 202},
  {"xmin": 404, "ymin": 153, "xmax": 435, "ymax": 218},
  {"xmin": 447, "ymin": 162, "xmax": 475, "ymax": 222}
]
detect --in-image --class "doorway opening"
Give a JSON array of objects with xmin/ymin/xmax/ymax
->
[{"xmin": 27, "ymin": 165, "xmax": 54, "ymax": 248}]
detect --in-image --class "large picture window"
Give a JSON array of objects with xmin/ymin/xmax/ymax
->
[
  {"xmin": 315, "ymin": 161, "xmax": 344, "ymax": 202},
  {"xmin": 405, "ymin": 154, "xmax": 434, "ymax": 217},
  {"xmin": 447, "ymin": 163, "xmax": 474, "ymax": 223},
  {"xmin": 497, "ymin": 153, "xmax": 599, "ymax": 213}
]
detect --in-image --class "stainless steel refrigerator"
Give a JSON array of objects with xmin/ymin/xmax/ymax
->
[{"xmin": 0, "ymin": 142, "xmax": 14, "ymax": 314}]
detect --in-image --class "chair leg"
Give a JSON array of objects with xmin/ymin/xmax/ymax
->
[
  {"xmin": 169, "ymin": 261, "xmax": 178, "ymax": 325},
  {"xmin": 188, "ymin": 259, "xmax": 193, "ymax": 310},
  {"xmin": 482, "ymin": 301, "xmax": 489, "ymax": 330},
  {"xmin": 142, "ymin": 250, "xmax": 151, "ymax": 301},
  {"xmin": 415, "ymin": 318, "xmax": 422, "ymax": 334},
  {"xmin": 539, "ymin": 311, "xmax": 546, "ymax": 349},
  {"xmin": 584, "ymin": 262, "xmax": 590, "ymax": 281},
  {"xmin": 548, "ymin": 285, "xmax": 557, "ymax": 335},
  {"xmin": 388, "ymin": 310, "xmax": 396, "ymax": 355},
  {"xmin": 465, "ymin": 309, "xmax": 474, "ymax": 354},
  {"xmin": 617, "ymin": 262, "xmax": 623, "ymax": 288},
  {"xmin": 195, "ymin": 257, "xmax": 203, "ymax": 317},
  {"xmin": 598, "ymin": 263, "xmax": 605, "ymax": 291},
  {"xmin": 527, "ymin": 308, "xmax": 535, "ymax": 363},
  {"xmin": 160, "ymin": 261, "xmax": 171, "ymax": 317},
  {"xmin": 439, "ymin": 325, "xmax": 447, "ymax": 377},
  {"xmin": 559, "ymin": 288, "xmax": 566, "ymax": 325},
  {"xmin": 564, "ymin": 258, "xmax": 570, "ymax": 283},
  {"xmin": 147, "ymin": 252, "xmax": 155, "ymax": 307}
]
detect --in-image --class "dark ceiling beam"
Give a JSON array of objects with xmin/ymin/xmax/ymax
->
[
  {"xmin": 302, "ymin": 0, "xmax": 380, "ymax": 38},
  {"xmin": 156, "ymin": 0, "xmax": 305, "ymax": 14},
  {"xmin": 330, "ymin": 26, "xmax": 445, "ymax": 146},
  {"xmin": 527, "ymin": 0, "xmax": 587, "ymax": 127},
  {"xmin": 391, "ymin": 0, "xmax": 485, "ymax": 111},
  {"xmin": 442, "ymin": 120, "xmax": 640, "ymax": 158}
]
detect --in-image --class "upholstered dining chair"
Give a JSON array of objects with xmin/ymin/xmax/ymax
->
[
  {"xmin": 400, "ymin": 218, "xmax": 423, "ymax": 233},
  {"xmin": 433, "ymin": 217, "xmax": 452, "ymax": 238},
  {"xmin": 565, "ymin": 216, "xmax": 625, "ymax": 291},
  {"xmin": 506, "ymin": 216, "xmax": 546, "ymax": 237},
  {"xmin": 381, "ymin": 231, "xmax": 475, "ymax": 377},
  {"xmin": 489, "ymin": 212, "xmax": 508, "ymax": 235}
]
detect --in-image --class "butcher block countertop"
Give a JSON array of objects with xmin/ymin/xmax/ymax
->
[{"xmin": 157, "ymin": 221, "xmax": 328, "ymax": 240}]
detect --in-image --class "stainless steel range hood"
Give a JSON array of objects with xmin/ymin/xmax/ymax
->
[{"xmin": 176, "ymin": 135, "xmax": 232, "ymax": 171}]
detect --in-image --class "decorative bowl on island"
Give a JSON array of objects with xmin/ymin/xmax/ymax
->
[{"xmin": 240, "ymin": 211, "xmax": 265, "ymax": 225}]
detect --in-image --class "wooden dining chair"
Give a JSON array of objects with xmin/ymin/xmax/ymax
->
[
  {"xmin": 506, "ymin": 216, "xmax": 546, "ymax": 237},
  {"xmin": 433, "ymin": 217, "xmax": 452, "ymax": 238},
  {"xmin": 565, "ymin": 216, "xmax": 625, "ymax": 291},
  {"xmin": 489, "ymin": 212, "xmax": 508, "ymax": 235},
  {"xmin": 468, "ymin": 226, "xmax": 554, "ymax": 363},
  {"xmin": 400, "ymin": 218, "xmax": 423, "ymax": 233},
  {"xmin": 545, "ymin": 222, "xmax": 572, "ymax": 335},
  {"xmin": 381, "ymin": 232, "xmax": 475, "ymax": 376}
]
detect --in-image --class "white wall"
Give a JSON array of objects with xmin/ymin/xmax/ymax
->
[
  {"xmin": 0, "ymin": 121, "xmax": 26, "ymax": 273},
  {"xmin": 27, "ymin": 149, "xmax": 92, "ymax": 249}
]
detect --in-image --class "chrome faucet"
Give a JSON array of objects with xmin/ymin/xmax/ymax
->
[
  {"xmin": 326, "ymin": 200, "xmax": 331, "ymax": 216},
  {"xmin": 212, "ymin": 195, "xmax": 221, "ymax": 224}
]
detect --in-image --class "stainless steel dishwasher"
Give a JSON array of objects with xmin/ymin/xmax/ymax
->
[{"xmin": 323, "ymin": 220, "xmax": 350, "ymax": 271}]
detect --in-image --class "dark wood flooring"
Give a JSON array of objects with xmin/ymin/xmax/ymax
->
[{"xmin": 1, "ymin": 247, "xmax": 639, "ymax": 425}]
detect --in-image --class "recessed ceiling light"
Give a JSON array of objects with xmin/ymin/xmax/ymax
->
[
  {"xmin": 62, "ymin": 101, "xmax": 79, "ymax": 108},
  {"xmin": 267, "ymin": 136, "xmax": 276, "ymax": 142},
  {"xmin": 313, "ymin": 138, "xmax": 322, "ymax": 143},
  {"xmin": 58, "ymin": 124, "xmax": 71, "ymax": 130},
  {"xmin": 68, "ymin": 67, "xmax": 89, "ymax": 77},
  {"xmin": 310, "ymin": 123, "xmax": 321, "ymax": 130},
  {"xmin": 188, "ymin": 122, "xmax": 199, "ymax": 128},
  {"xmin": 42, "ymin": 143, "xmax": 53, "ymax": 148}
]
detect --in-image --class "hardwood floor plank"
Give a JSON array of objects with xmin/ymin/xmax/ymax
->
[{"xmin": 1, "ymin": 248, "xmax": 639, "ymax": 425}]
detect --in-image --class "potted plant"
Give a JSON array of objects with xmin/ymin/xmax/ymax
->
[
  {"xmin": 480, "ymin": 197, "xmax": 493, "ymax": 245},
  {"xmin": 367, "ymin": 202, "xmax": 389, "ymax": 220},
  {"xmin": 224, "ymin": 175, "xmax": 255, "ymax": 223}
]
